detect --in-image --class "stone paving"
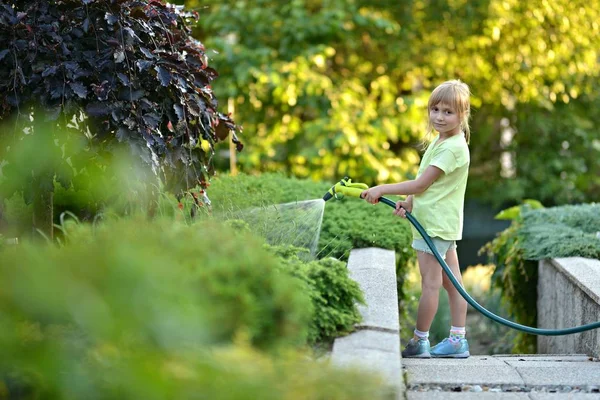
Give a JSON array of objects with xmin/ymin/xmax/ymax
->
[
  {"xmin": 403, "ymin": 354, "xmax": 600, "ymax": 399},
  {"xmin": 331, "ymin": 248, "xmax": 600, "ymax": 399}
]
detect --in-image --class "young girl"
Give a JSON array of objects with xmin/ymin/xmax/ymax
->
[{"xmin": 362, "ymin": 79, "xmax": 471, "ymax": 358}]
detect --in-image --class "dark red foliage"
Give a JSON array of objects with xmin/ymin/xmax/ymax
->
[{"xmin": 0, "ymin": 0, "xmax": 242, "ymax": 192}]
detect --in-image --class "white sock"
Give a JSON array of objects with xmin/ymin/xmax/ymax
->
[{"xmin": 414, "ymin": 329, "xmax": 429, "ymax": 340}]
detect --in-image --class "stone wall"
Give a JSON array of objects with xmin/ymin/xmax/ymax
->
[
  {"xmin": 330, "ymin": 248, "xmax": 403, "ymax": 398},
  {"xmin": 537, "ymin": 257, "xmax": 600, "ymax": 357}
]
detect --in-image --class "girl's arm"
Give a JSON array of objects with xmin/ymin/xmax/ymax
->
[{"xmin": 362, "ymin": 166, "xmax": 443, "ymax": 203}]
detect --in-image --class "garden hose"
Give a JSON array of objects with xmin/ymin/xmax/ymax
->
[{"xmin": 323, "ymin": 177, "xmax": 600, "ymax": 335}]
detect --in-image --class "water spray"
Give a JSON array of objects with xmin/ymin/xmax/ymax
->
[{"xmin": 323, "ymin": 177, "xmax": 600, "ymax": 335}]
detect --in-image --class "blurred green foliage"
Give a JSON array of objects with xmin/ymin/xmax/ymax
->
[
  {"xmin": 1, "ymin": 218, "xmax": 311, "ymax": 351},
  {"xmin": 0, "ymin": 217, "xmax": 388, "ymax": 399},
  {"xmin": 187, "ymin": 0, "xmax": 600, "ymax": 206},
  {"xmin": 481, "ymin": 202, "xmax": 600, "ymax": 353}
]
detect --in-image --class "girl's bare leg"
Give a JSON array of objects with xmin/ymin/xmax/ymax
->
[
  {"xmin": 415, "ymin": 251, "xmax": 443, "ymax": 334},
  {"xmin": 441, "ymin": 248, "xmax": 467, "ymax": 327}
]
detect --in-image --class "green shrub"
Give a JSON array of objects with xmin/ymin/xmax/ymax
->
[
  {"xmin": 0, "ymin": 217, "xmax": 388, "ymax": 399},
  {"xmin": 268, "ymin": 245, "xmax": 364, "ymax": 344},
  {"xmin": 205, "ymin": 172, "xmax": 415, "ymax": 272},
  {"xmin": 0, "ymin": 218, "xmax": 312, "ymax": 353},
  {"xmin": 205, "ymin": 173, "xmax": 416, "ymax": 336},
  {"xmin": 1, "ymin": 329, "xmax": 386, "ymax": 400},
  {"xmin": 202, "ymin": 172, "xmax": 330, "ymax": 211},
  {"xmin": 481, "ymin": 202, "xmax": 600, "ymax": 353},
  {"xmin": 519, "ymin": 203, "xmax": 600, "ymax": 260}
]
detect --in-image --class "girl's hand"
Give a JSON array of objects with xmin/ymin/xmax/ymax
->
[
  {"xmin": 361, "ymin": 187, "xmax": 382, "ymax": 204},
  {"xmin": 394, "ymin": 198, "xmax": 412, "ymax": 218}
]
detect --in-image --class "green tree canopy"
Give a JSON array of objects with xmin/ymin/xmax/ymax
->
[{"xmin": 188, "ymin": 0, "xmax": 600, "ymax": 206}]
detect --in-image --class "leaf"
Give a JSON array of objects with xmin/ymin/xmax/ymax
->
[
  {"xmin": 117, "ymin": 72, "xmax": 130, "ymax": 86},
  {"xmin": 523, "ymin": 199, "xmax": 544, "ymax": 210},
  {"xmin": 124, "ymin": 27, "xmax": 142, "ymax": 43},
  {"xmin": 136, "ymin": 60, "xmax": 154, "ymax": 72},
  {"xmin": 50, "ymin": 85, "xmax": 64, "ymax": 99},
  {"xmin": 142, "ymin": 113, "xmax": 161, "ymax": 129},
  {"xmin": 61, "ymin": 43, "xmax": 71, "ymax": 56},
  {"xmin": 120, "ymin": 89, "xmax": 145, "ymax": 101},
  {"xmin": 42, "ymin": 65, "xmax": 59, "ymax": 77},
  {"xmin": 7, "ymin": 94, "xmax": 19, "ymax": 106},
  {"xmin": 215, "ymin": 121, "xmax": 230, "ymax": 140},
  {"xmin": 155, "ymin": 65, "xmax": 171, "ymax": 86},
  {"xmin": 71, "ymin": 27, "xmax": 83, "ymax": 38},
  {"xmin": 123, "ymin": 117, "xmax": 137, "ymax": 129},
  {"xmin": 187, "ymin": 102, "xmax": 200, "ymax": 117},
  {"xmin": 174, "ymin": 74, "xmax": 188, "ymax": 93},
  {"xmin": 86, "ymin": 102, "xmax": 111, "ymax": 116},
  {"xmin": 45, "ymin": 104, "xmax": 62, "ymax": 120},
  {"xmin": 82, "ymin": 18, "xmax": 90, "ymax": 33},
  {"xmin": 140, "ymin": 47, "xmax": 155, "ymax": 59},
  {"xmin": 116, "ymin": 127, "xmax": 131, "ymax": 142},
  {"xmin": 139, "ymin": 98, "xmax": 154, "ymax": 110},
  {"xmin": 114, "ymin": 51, "xmax": 125, "ymax": 63},
  {"xmin": 105, "ymin": 12, "xmax": 118, "ymax": 25},
  {"xmin": 0, "ymin": 49, "xmax": 9, "ymax": 62},
  {"xmin": 495, "ymin": 200, "xmax": 545, "ymax": 220},
  {"xmin": 55, "ymin": 170, "xmax": 72, "ymax": 189},
  {"xmin": 69, "ymin": 82, "xmax": 88, "ymax": 99},
  {"xmin": 173, "ymin": 103, "xmax": 184, "ymax": 121}
]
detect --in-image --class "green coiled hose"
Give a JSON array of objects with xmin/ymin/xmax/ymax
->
[{"xmin": 376, "ymin": 195, "xmax": 600, "ymax": 336}]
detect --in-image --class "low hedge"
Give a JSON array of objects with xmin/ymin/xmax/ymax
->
[
  {"xmin": 203, "ymin": 172, "xmax": 415, "ymax": 268},
  {"xmin": 481, "ymin": 201, "xmax": 600, "ymax": 353}
]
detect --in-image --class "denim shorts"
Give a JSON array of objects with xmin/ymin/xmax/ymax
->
[{"xmin": 412, "ymin": 238, "xmax": 456, "ymax": 260}]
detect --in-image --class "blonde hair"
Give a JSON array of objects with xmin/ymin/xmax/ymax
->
[{"xmin": 424, "ymin": 79, "xmax": 471, "ymax": 144}]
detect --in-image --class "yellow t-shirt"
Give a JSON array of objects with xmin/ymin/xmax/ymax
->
[{"xmin": 411, "ymin": 133, "xmax": 470, "ymax": 241}]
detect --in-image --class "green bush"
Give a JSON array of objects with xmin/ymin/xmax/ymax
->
[
  {"xmin": 1, "ymin": 329, "xmax": 386, "ymax": 400},
  {"xmin": 205, "ymin": 172, "xmax": 415, "ymax": 270},
  {"xmin": 268, "ymin": 244, "xmax": 364, "ymax": 344},
  {"xmin": 204, "ymin": 172, "xmax": 416, "ymax": 335},
  {"xmin": 0, "ymin": 215, "xmax": 388, "ymax": 399},
  {"xmin": 519, "ymin": 203, "xmax": 600, "ymax": 260},
  {"xmin": 0, "ymin": 218, "xmax": 311, "ymax": 353},
  {"xmin": 481, "ymin": 202, "xmax": 600, "ymax": 353}
]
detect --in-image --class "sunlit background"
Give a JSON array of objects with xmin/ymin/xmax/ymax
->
[
  {"xmin": 178, "ymin": 0, "xmax": 600, "ymax": 265},
  {"xmin": 182, "ymin": 0, "xmax": 599, "ymax": 203}
]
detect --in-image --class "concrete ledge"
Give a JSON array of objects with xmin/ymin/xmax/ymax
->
[
  {"xmin": 330, "ymin": 248, "xmax": 403, "ymax": 397},
  {"xmin": 538, "ymin": 257, "xmax": 600, "ymax": 357}
]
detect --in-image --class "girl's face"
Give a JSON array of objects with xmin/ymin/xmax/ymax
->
[{"xmin": 429, "ymin": 102, "xmax": 462, "ymax": 136}]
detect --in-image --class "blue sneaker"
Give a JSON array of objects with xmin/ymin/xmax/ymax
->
[
  {"xmin": 401, "ymin": 338, "xmax": 431, "ymax": 358},
  {"xmin": 431, "ymin": 337, "xmax": 470, "ymax": 358}
]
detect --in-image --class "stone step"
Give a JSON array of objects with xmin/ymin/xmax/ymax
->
[{"xmin": 404, "ymin": 355, "xmax": 600, "ymax": 398}]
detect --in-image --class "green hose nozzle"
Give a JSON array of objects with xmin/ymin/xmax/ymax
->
[
  {"xmin": 325, "ymin": 177, "xmax": 600, "ymax": 336},
  {"xmin": 323, "ymin": 177, "xmax": 369, "ymax": 201}
]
